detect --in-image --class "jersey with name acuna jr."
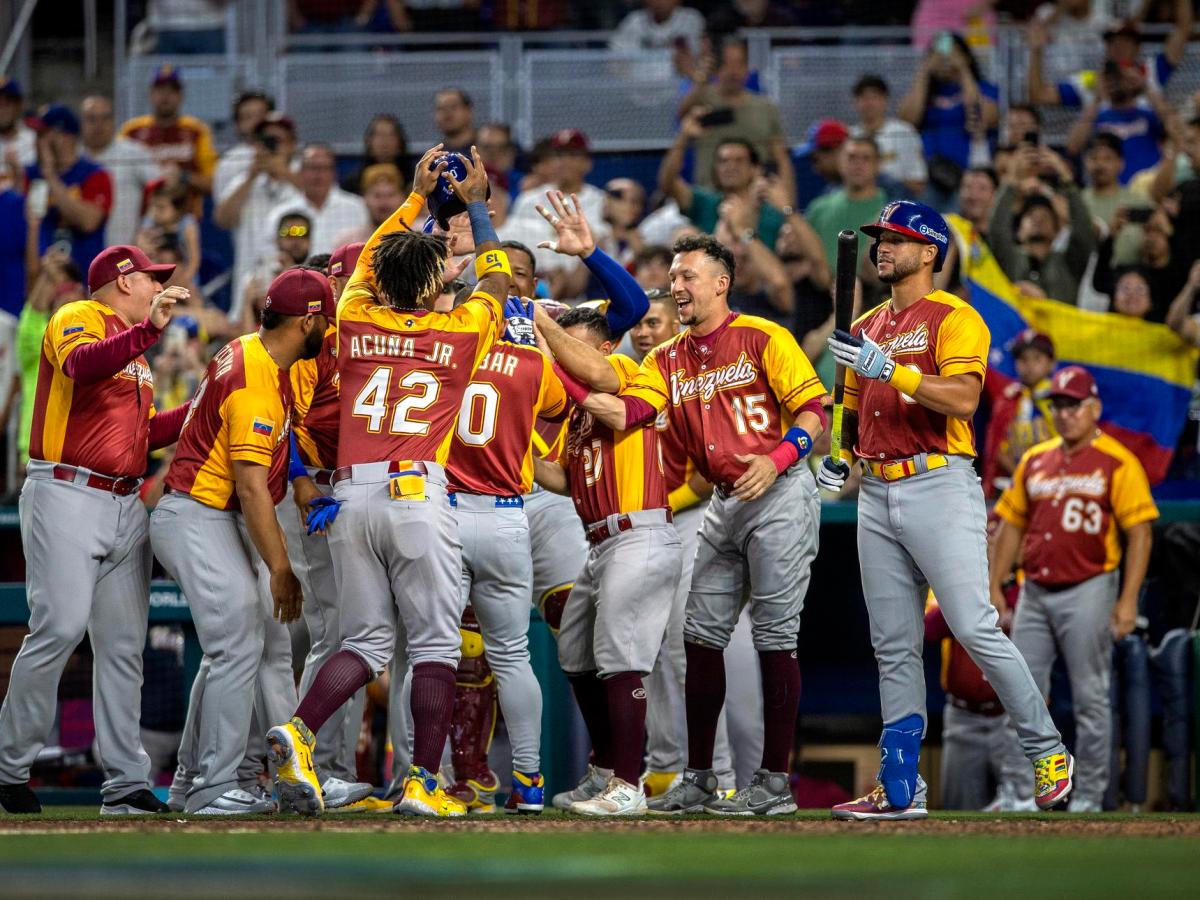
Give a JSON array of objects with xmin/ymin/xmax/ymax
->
[
  {"xmin": 335, "ymin": 194, "xmax": 504, "ymax": 468},
  {"xmin": 621, "ymin": 313, "xmax": 824, "ymax": 488},
  {"xmin": 446, "ymin": 342, "xmax": 566, "ymax": 496},
  {"xmin": 30, "ymin": 300, "xmax": 157, "ymax": 478},
  {"xmin": 845, "ymin": 290, "xmax": 989, "ymax": 461},
  {"xmin": 165, "ymin": 333, "xmax": 295, "ymax": 510},
  {"xmin": 290, "ymin": 326, "xmax": 339, "ymax": 470},
  {"xmin": 995, "ymin": 433, "xmax": 1158, "ymax": 589},
  {"xmin": 567, "ymin": 354, "xmax": 668, "ymax": 524}
]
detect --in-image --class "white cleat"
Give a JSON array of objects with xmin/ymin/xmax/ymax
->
[
  {"xmin": 322, "ymin": 777, "xmax": 374, "ymax": 809},
  {"xmin": 191, "ymin": 788, "xmax": 276, "ymax": 815},
  {"xmin": 569, "ymin": 776, "xmax": 648, "ymax": 817},
  {"xmin": 552, "ymin": 764, "xmax": 613, "ymax": 811}
]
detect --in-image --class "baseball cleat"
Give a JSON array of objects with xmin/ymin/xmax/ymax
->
[
  {"xmin": 395, "ymin": 766, "xmax": 468, "ymax": 817},
  {"xmin": 328, "ymin": 795, "xmax": 394, "ymax": 814},
  {"xmin": 0, "ymin": 782, "xmax": 41, "ymax": 814},
  {"xmin": 1033, "ymin": 751, "xmax": 1073, "ymax": 810},
  {"xmin": 100, "ymin": 788, "xmax": 170, "ymax": 816},
  {"xmin": 642, "ymin": 770, "xmax": 681, "ymax": 798},
  {"xmin": 569, "ymin": 776, "xmax": 647, "ymax": 816},
  {"xmin": 505, "ymin": 770, "xmax": 545, "ymax": 815},
  {"xmin": 446, "ymin": 770, "xmax": 500, "ymax": 814},
  {"xmin": 646, "ymin": 767, "xmax": 720, "ymax": 815},
  {"xmin": 832, "ymin": 776, "xmax": 928, "ymax": 821},
  {"xmin": 983, "ymin": 783, "xmax": 1038, "ymax": 813},
  {"xmin": 191, "ymin": 788, "xmax": 277, "ymax": 816},
  {"xmin": 266, "ymin": 719, "xmax": 324, "ymax": 817},
  {"xmin": 705, "ymin": 769, "xmax": 797, "ymax": 816},
  {"xmin": 552, "ymin": 764, "xmax": 613, "ymax": 810},
  {"xmin": 321, "ymin": 776, "xmax": 374, "ymax": 810}
]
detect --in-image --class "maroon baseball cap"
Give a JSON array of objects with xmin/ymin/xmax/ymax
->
[
  {"xmin": 1008, "ymin": 328, "xmax": 1055, "ymax": 359},
  {"xmin": 264, "ymin": 267, "xmax": 334, "ymax": 318},
  {"xmin": 1047, "ymin": 365, "xmax": 1099, "ymax": 401},
  {"xmin": 327, "ymin": 242, "xmax": 365, "ymax": 279},
  {"xmin": 88, "ymin": 245, "xmax": 175, "ymax": 294},
  {"xmin": 549, "ymin": 129, "xmax": 590, "ymax": 154}
]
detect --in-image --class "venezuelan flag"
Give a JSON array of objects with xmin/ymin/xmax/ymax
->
[{"xmin": 946, "ymin": 215, "xmax": 1198, "ymax": 484}]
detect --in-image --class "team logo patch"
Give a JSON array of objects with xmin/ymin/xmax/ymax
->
[
  {"xmin": 330, "ymin": 261, "xmax": 343, "ymax": 275},
  {"xmin": 116, "ymin": 258, "xmax": 134, "ymax": 274},
  {"xmin": 252, "ymin": 418, "xmax": 275, "ymax": 437},
  {"xmin": 307, "ymin": 299, "xmax": 323, "ymax": 314},
  {"xmin": 62, "ymin": 324, "xmax": 85, "ymax": 336}
]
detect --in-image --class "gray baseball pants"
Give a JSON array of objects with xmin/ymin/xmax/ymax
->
[{"xmin": 940, "ymin": 704, "xmax": 1013, "ymax": 810}]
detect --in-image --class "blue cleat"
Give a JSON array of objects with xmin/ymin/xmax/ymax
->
[{"xmin": 504, "ymin": 770, "xmax": 545, "ymax": 815}]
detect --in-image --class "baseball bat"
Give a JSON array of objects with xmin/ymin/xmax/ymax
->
[{"xmin": 830, "ymin": 229, "xmax": 859, "ymax": 460}]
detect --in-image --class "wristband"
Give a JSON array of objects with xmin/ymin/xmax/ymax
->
[
  {"xmin": 475, "ymin": 249, "xmax": 511, "ymax": 281},
  {"xmin": 288, "ymin": 432, "xmax": 308, "ymax": 483},
  {"xmin": 781, "ymin": 426, "xmax": 814, "ymax": 460},
  {"xmin": 466, "ymin": 199, "xmax": 498, "ymax": 246},
  {"xmin": 886, "ymin": 364, "xmax": 923, "ymax": 397}
]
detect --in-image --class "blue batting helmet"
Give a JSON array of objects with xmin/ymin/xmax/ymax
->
[
  {"xmin": 425, "ymin": 153, "xmax": 491, "ymax": 230},
  {"xmin": 860, "ymin": 200, "xmax": 950, "ymax": 272}
]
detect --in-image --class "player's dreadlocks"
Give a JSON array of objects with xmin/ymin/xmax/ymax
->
[{"xmin": 370, "ymin": 230, "xmax": 449, "ymax": 310}]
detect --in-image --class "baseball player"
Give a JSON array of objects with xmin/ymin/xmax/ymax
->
[
  {"xmin": 818, "ymin": 200, "xmax": 1072, "ymax": 820},
  {"xmin": 0, "ymin": 245, "xmax": 185, "ymax": 816},
  {"xmin": 532, "ymin": 306, "xmax": 682, "ymax": 817},
  {"xmin": 151, "ymin": 267, "xmax": 326, "ymax": 814},
  {"xmin": 536, "ymin": 206, "xmax": 826, "ymax": 817},
  {"xmin": 991, "ymin": 365, "xmax": 1157, "ymax": 812},
  {"xmin": 266, "ymin": 146, "xmax": 512, "ymax": 818}
]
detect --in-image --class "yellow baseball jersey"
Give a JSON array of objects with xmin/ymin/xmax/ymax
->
[
  {"xmin": 621, "ymin": 313, "xmax": 825, "ymax": 487},
  {"xmin": 165, "ymin": 334, "xmax": 294, "ymax": 510},
  {"xmin": 995, "ymin": 432, "xmax": 1158, "ymax": 589},
  {"xmin": 846, "ymin": 290, "xmax": 988, "ymax": 461},
  {"xmin": 290, "ymin": 326, "xmax": 339, "ymax": 469}
]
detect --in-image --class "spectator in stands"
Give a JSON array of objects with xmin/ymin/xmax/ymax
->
[
  {"xmin": 509, "ymin": 129, "xmax": 607, "ymax": 238},
  {"xmin": 804, "ymin": 136, "xmax": 888, "ymax": 272},
  {"xmin": 851, "ymin": 74, "xmax": 927, "ymax": 197},
  {"xmin": 137, "ymin": 179, "xmax": 200, "ymax": 285},
  {"xmin": 610, "ymin": 0, "xmax": 705, "ymax": 54},
  {"xmin": 1165, "ymin": 259, "xmax": 1200, "ymax": 345},
  {"xmin": 937, "ymin": 164, "xmax": 998, "ymax": 293},
  {"xmin": 79, "ymin": 95, "xmax": 159, "ymax": 247},
  {"xmin": 1002, "ymin": 103, "xmax": 1041, "ymax": 146},
  {"xmin": 270, "ymin": 143, "xmax": 368, "ymax": 257},
  {"xmin": 212, "ymin": 91, "xmax": 275, "ymax": 204},
  {"xmin": 145, "ymin": 0, "xmax": 229, "ymax": 54},
  {"xmin": 633, "ymin": 244, "xmax": 672, "ymax": 291},
  {"xmin": 0, "ymin": 79, "xmax": 36, "ymax": 186},
  {"xmin": 792, "ymin": 118, "xmax": 848, "ymax": 209},
  {"xmin": 515, "ymin": 135, "xmax": 555, "ymax": 196},
  {"xmin": 981, "ymin": 329, "xmax": 1057, "ymax": 499},
  {"xmin": 214, "ymin": 112, "xmax": 301, "ymax": 316},
  {"xmin": 910, "ymin": 0, "xmax": 996, "ymax": 51},
  {"xmin": 24, "ymin": 105, "xmax": 112, "ymax": 276},
  {"xmin": 1081, "ymin": 133, "xmax": 1149, "ymax": 266},
  {"xmin": 679, "ymin": 37, "xmax": 795, "ymax": 200},
  {"xmin": 1027, "ymin": 0, "xmax": 1110, "ymax": 83},
  {"xmin": 1092, "ymin": 207, "xmax": 1186, "ymax": 321},
  {"xmin": 238, "ymin": 209, "xmax": 312, "ymax": 332},
  {"xmin": 776, "ymin": 214, "xmax": 832, "ymax": 343},
  {"xmin": 603, "ymin": 178, "xmax": 646, "ymax": 266},
  {"xmin": 660, "ymin": 108, "xmax": 787, "ymax": 252},
  {"xmin": 1109, "ymin": 266, "xmax": 1155, "ymax": 318},
  {"xmin": 0, "ymin": 184, "xmax": 26, "ymax": 427},
  {"xmin": 148, "ymin": 232, "xmax": 232, "ymax": 339},
  {"xmin": 435, "ymin": 89, "xmax": 476, "ymax": 156},
  {"xmin": 1147, "ymin": 115, "xmax": 1200, "ymax": 202},
  {"xmin": 989, "ymin": 144, "xmax": 1095, "ymax": 302},
  {"xmin": 477, "ymin": 121, "xmax": 519, "ymax": 192},
  {"xmin": 899, "ymin": 32, "xmax": 998, "ymax": 206},
  {"xmin": 333, "ymin": 163, "xmax": 405, "ymax": 246},
  {"xmin": 341, "ymin": 114, "xmax": 409, "ymax": 195},
  {"xmin": 288, "ymin": 0, "xmax": 412, "ymax": 33},
  {"xmin": 707, "ymin": 0, "xmax": 799, "ymax": 31},
  {"xmin": 119, "ymin": 65, "xmax": 217, "ymax": 196},
  {"xmin": 714, "ymin": 207, "xmax": 793, "ymax": 324}
]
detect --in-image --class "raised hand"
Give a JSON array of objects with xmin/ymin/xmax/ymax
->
[
  {"xmin": 412, "ymin": 143, "xmax": 447, "ymax": 198},
  {"xmin": 535, "ymin": 190, "xmax": 596, "ymax": 258},
  {"xmin": 149, "ymin": 285, "xmax": 190, "ymax": 329},
  {"xmin": 443, "ymin": 145, "xmax": 490, "ymax": 204}
]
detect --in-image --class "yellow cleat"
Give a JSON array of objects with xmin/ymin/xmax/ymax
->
[
  {"xmin": 395, "ymin": 766, "xmax": 468, "ymax": 817},
  {"xmin": 642, "ymin": 771, "xmax": 682, "ymax": 798},
  {"xmin": 266, "ymin": 719, "xmax": 324, "ymax": 817},
  {"xmin": 328, "ymin": 795, "xmax": 394, "ymax": 814},
  {"xmin": 1034, "ymin": 751, "xmax": 1074, "ymax": 810}
]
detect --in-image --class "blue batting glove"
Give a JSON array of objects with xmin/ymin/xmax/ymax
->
[
  {"xmin": 503, "ymin": 296, "xmax": 537, "ymax": 346},
  {"xmin": 305, "ymin": 496, "xmax": 342, "ymax": 535},
  {"xmin": 827, "ymin": 328, "xmax": 896, "ymax": 382}
]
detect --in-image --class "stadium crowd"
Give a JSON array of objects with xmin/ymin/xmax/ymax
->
[{"xmin": 1, "ymin": 0, "xmax": 1199, "ymax": 816}]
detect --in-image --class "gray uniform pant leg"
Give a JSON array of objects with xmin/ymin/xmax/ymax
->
[
  {"xmin": 457, "ymin": 501, "xmax": 541, "ymax": 774},
  {"xmin": 940, "ymin": 704, "xmax": 1008, "ymax": 810},
  {"xmin": 151, "ymin": 493, "xmax": 264, "ymax": 812},
  {"xmin": 0, "ymin": 475, "xmax": 153, "ymax": 800},
  {"xmin": 1007, "ymin": 572, "xmax": 1118, "ymax": 805},
  {"xmin": 385, "ymin": 617, "xmax": 413, "ymax": 799},
  {"xmin": 721, "ymin": 606, "xmax": 765, "ymax": 788},
  {"xmin": 860, "ymin": 460, "xmax": 1063, "ymax": 761},
  {"xmin": 168, "ymin": 657, "xmax": 207, "ymax": 807}
]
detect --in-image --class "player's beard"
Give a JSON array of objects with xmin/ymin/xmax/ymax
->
[
  {"xmin": 301, "ymin": 324, "xmax": 324, "ymax": 360},
  {"xmin": 878, "ymin": 254, "xmax": 922, "ymax": 284}
]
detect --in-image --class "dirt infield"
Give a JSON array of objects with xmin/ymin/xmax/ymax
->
[{"xmin": 4, "ymin": 811, "xmax": 1198, "ymax": 837}]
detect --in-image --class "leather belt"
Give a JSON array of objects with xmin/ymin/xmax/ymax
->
[
  {"xmin": 864, "ymin": 452, "xmax": 948, "ymax": 482},
  {"xmin": 310, "ymin": 468, "xmax": 334, "ymax": 487},
  {"xmin": 52, "ymin": 464, "xmax": 142, "ymax": 496},
  {"xmin": 948, "ymin": 695, "xmax": 1004, "ymax": 718},
  {"xmin": 585, "ymin": 509, "xmax": 672, "ymax": 545},
  {"xmin": 331, "ymin": 460, "xmax": 428, "ymax": 486}
]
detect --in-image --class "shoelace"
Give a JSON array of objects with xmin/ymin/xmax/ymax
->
[
  {"xmin": 1034, "ymin": 757, "xmax": 1058, "ymax": 794},
  {"xmin": 865, "ymin": 783, "xmax": 889, "ymax": 806}
]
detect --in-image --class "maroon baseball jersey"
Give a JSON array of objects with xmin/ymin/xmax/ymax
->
[
  {"xmin": 622, "ymin": 313, "xmax": 824, "ymax": 487},
  {"xmin": 995, "ymin": 433, "xmax": 1158, "ymax": 589},
  {"xmin": 290, "ymin": 327, "xmax": 339, "ymax": 469},
  {"xmin": 446, "ymin": 343, "xmax": 567, "ymax": 496}
]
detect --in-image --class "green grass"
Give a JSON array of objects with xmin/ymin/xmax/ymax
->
[{"xmin": 2, "ymin": 810, "xmax": 1199, "ymax": 899}]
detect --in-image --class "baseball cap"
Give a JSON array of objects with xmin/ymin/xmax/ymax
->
[
  {"xmin": 35, "ymin": 104, "xmax": 80, "ymax": 136},
  {"xmin": 1007, "ymin": 328, "xmax": 1054, "ymax": 359},
  {"xmin": 798, "ymin": 119, "xmax": 849, "ymax": 155},
  {"xmin": 328, "ymin": 242, "xmax": 365, "ymax": 279},
  {"xmin": 87, "ymin": 245, "xmax": 175, "ymax": 294},
  {"xmin": 151, "ymin": 64, "xmax": 183, "ymax": 88},
  {"xmin": 264, "ymin": 267, "xmax": 334, "ymax": 318},
  {"xmin": 0, "ymin": 78, "xmax": 21, "ymax": 99},
  {"xmin": 1047, "ymin": 365, "xmax": 1099, "ymax": 402},
  {"xmin": 549, "ymin": 129, "xmax": 590, "ymax": 154}
]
